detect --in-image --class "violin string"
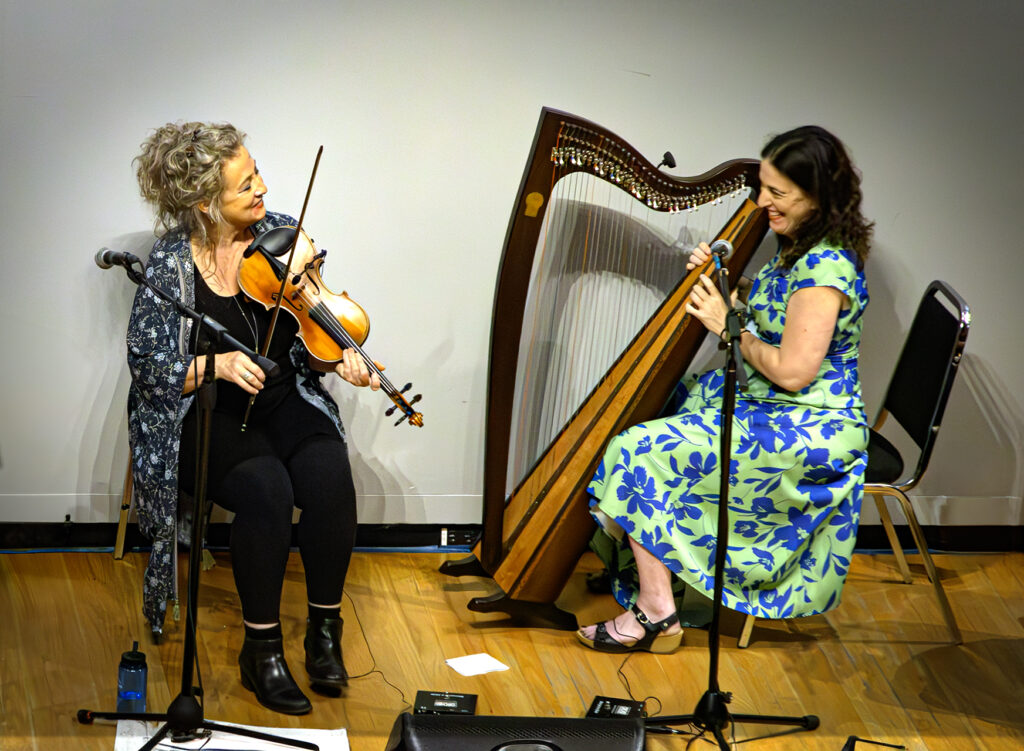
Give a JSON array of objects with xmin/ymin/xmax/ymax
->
[
  {"xmin": 260, "ymin": 248, "xmax": 417, "ymax": 418},
  {"xmin": 291, "ymin": 283, "xmax": 409, "ymax": 406}
]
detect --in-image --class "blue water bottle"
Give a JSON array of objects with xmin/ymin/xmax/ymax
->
[{"xmin": 116, "ymin": 641, "xmax": 147, "ymax": 713}]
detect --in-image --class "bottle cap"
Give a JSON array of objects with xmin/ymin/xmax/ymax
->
[{"xmin": 120, "ymin": 640, "xmax": 146, "ymax": 665}]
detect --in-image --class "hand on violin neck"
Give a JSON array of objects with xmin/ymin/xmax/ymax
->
[{"xmin": 336, "ymin": 348, "xmax": 383, "ymax": 391}]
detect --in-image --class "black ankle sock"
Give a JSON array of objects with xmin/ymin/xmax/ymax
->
[
  {"xmin": 245, "ymin": 623, "xmax": 282, "ymax": 641},
  {"xmin": 308, "ymin": 604, "xmax": 341, "ymax": 623}
]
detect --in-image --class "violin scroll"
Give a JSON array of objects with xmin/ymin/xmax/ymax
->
[{"xmin": 386, "ymin": 383, "xmax": 424, "ymax": 427}]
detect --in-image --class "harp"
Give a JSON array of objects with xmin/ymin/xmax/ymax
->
[{"xmin": 441, "ymin": 108, "xmax": 768, "ymax": 628}]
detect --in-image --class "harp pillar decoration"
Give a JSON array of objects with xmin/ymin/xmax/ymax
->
[{"xmin": 441, "ymin": 109, "xmax": 768, "ymax": 630}]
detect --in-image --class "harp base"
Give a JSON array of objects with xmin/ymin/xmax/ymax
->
[
  {"xmin": 467, "ymin": 591, "xmax": 579, "ymax": 631},
  {"xmin": 438, "ymin": 554, "xmax": 489, "ymax": 578}
]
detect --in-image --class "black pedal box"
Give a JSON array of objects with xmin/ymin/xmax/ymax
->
[
  {"xmin": 586, "ymin": 695, "xmax": 646, "ymax": 719},
  {"xmin": 414, "ymin": 690, "xmax": 478, "ymax": 715}
]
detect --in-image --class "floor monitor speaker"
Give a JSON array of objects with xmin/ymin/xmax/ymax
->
[{"xmin": 384, "ymin": 712, "xmax": 644, "ymax": 751}]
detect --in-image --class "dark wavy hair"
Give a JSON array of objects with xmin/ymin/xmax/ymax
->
[{"xmin": 761, "ymin": 125, "xmax": 873, "ymax": 269}]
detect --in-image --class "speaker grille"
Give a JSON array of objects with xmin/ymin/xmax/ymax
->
[{"xmin": 386, "ymin": 713, "xmax": 644, "ymax": 751}]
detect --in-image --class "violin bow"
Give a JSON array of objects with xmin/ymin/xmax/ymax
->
[{"xmin": 240, "ymin": 146, "xmax": 323, "ymax": 431}]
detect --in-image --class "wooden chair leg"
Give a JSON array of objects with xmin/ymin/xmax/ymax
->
[
  {"xmin": 892, "ymin": 490, "xmax": 963, "ymax": 644},
  {"xmin": 870, "ymin": 490, "xmax": 913, "ymax": 583},
  {"xmin": 113, "ymin": 460, "xmax": 133, "ymax": 560},
  {"xmin": 738, "ymin": 613, "xmax": 755, "ymax": 649}
]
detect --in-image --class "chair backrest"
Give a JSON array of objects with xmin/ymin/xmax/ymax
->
[{"xmin": 880, "ymin": 280, "xmax": 971, "ymax": 487}]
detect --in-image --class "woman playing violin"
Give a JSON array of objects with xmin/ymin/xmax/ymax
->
[{"xmin": 128, "ymin": 121, "xmax": 376, "ymax": 715}]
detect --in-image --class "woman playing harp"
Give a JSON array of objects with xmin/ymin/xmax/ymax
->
[{"xmin": 577, "ymin": 125, "xmax": 873, "ymax": 653}]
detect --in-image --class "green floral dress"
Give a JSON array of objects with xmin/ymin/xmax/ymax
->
[{"xmin": 588, "ymin": 242, "xmax": 869, "ymax": 619}]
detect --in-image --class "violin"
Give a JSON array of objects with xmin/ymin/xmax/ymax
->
[{"xmin": 238, "ymin": 225, "xmax": 424, "ymax": 427}]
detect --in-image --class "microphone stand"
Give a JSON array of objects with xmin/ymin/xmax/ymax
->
[
  {"xmin": 78, "ymin": 258, "xmax": 316, "ymax": 750},
  {"xmin": 644, "ymin": 255, "xmax": 818, "ymax": 749}
]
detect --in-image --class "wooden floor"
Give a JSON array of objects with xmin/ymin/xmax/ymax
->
[{"xmin": 1, "ymin": 548, "xmax": 1022, "ymax": 751}]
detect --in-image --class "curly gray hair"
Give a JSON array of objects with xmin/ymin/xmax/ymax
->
[{"xmin": 134, "ymin": 121, "xmax": 247, "ymax": 248}]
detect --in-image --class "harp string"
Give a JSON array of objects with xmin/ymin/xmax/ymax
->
[{"xmin": 505, "ymin": 122, "xmax": 751, "ymax": 498}]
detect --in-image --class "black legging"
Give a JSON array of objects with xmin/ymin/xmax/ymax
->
[{"xmin": 180, "ymin": 389, "xmax": 356, "ymax": 624}]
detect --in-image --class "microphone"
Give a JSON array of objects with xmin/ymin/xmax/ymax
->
[
  {"xmin": 709, "ymin": 239, "xmax": 733, "ymax": 259},
  {"xmin": 95, "ymin": 248, "xmax": 140, "ymax": 270},
  {"xmin": 656, "ymin": 151, "xmax": 676, "ymax": 170}
]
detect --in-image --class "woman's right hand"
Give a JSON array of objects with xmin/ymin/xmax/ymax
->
[
  {"xmin": 215, "ymin": 351, "xmax": 265, "ymax": 394},
  {"xmin": 184, "ymin": 351, "xmax": 265, "ymax": 395},
  {"xmin": 686, "ymin": 241, "xmax": 712, "ymax": 272}
]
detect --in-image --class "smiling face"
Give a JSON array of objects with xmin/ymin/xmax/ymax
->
[
  {"xmin": 756, "ymin": 158, "xmax": 817, "ymax": 240},
  {"xmin": 216, "ymin": 146, "xmax": 267, "ymax": 231}
]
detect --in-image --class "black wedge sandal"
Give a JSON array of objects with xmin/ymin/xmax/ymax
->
[{"xmin": 576, "ymin": 603, "xmax": 683, "ymax": 654}]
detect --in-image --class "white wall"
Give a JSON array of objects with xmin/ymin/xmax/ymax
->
[{"xmin": 1, "ymin": 0, "xmax": 1021, "ymax": 527}]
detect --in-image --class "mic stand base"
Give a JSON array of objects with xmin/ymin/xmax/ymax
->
[
  {"xmin": 649, "ymin": 690, "xmax": 819, "ymax": 750},
  {"xmin": 78, "ymin": 696, "xmax": 319, "ymax": 751}
]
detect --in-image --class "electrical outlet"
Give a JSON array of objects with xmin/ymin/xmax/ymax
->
[{"xmin": 440, "ymin": 527, "xmax": 479, "ymax": 547}]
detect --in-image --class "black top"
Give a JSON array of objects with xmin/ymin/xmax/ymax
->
[{"xmin": 189, "ymin": 265, "xmax": 301, "ymax": 420}]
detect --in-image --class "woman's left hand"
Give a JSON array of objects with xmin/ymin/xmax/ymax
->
[
  {"xmin": 685, "ymin": 273, "xmax": 737, "ymax": 338},
  {"xmin": 336, "ymin": 348, "xmax": 383, "ymax": 390}
]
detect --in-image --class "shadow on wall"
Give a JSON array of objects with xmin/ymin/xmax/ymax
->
[
  {"xmin": 929, "ymin": 353, "xmax": 1024, "ymax": 508},
  {"xmin": 837, "ymin": 265, "xmax": 1021, "ymax": 526},
  {"xmin": 324, "ymin": 373, "xmax": 421, "ymax": 524}
]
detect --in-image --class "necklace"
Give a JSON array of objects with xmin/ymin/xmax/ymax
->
[{"xmin": 233, "ymin": 295, "xmax": 259, "ymax": 350}]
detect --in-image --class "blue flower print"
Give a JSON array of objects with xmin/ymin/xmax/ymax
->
[
  {"xmin": 684, "ymin": 451, "xmax": 716, "ymax": 483},
  {"xmin": 734, "ymin": 519, "xmax": 759, "ymax": 539},
  {"xmin": 828, "ymin": 497, "xmax": 859, "ymax": 542},
  {"xmin": 617, "ymin": 465, "xmax": 658, "ymax": 518},
  {"xmin": 640, "ymin": 526, "xmax": 678, "ymax": 561},
  {"xmin": 799, "ymin": 548, "xmax": 818, "ymax": 572},
  {"xmin": 757, "ymin": 586, "xmax": 795, "ymax": 617},
  {"xmin": 750, "ymin": 547, "xmax": 775, "ymax": 571},
  {"xmin": 635, "ymin": 434, "xmax": 653, "ymax": 456},
  {"xmin": 656, "ymin": 419, "xmax": 709, "ymax": 451},
  {"xmin": 725, "ymin": 565, "xmax": 747, "ymax": 586},
  {"xmin": 737, "ymin": 423, "xmax": 776, "ymax": 460},
  {"xmin": 770, "ymin": 505, "xmax": 816, "ymax": 551}
]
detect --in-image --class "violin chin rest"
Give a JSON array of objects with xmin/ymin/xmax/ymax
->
[{"xmin": 250, "ymin": 226, "xmax": 297, "ymax": 257}]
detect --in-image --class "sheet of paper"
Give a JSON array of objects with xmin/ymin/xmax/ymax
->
[
  {"xmin": 444, "ymin": 652, "xmax": 510, "ymax": 676},
  {"xmin": 114, "ymin": 719, "xmax": 349, "ymax": 750}
]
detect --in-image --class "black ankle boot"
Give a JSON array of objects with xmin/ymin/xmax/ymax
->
[
  {"xmin": 304, "ymin": 616, "xmax": 348, "ymax": 689},
  {"xmin": 238, "ymin": 636, "xmax": 312, "ymax": 715}
]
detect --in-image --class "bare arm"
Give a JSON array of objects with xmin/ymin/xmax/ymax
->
[
  {"xmin": 686, "ymin": 274, "xmax": 843, "ymax": 393},
  {"xmin": 737, "ymin": 286, "xmax": 843, "ymax": 392}
]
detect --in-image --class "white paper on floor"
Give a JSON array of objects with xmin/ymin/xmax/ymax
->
[{"xmin": 444, "ymin": 652, "xmax": 510, "ymax": 676}]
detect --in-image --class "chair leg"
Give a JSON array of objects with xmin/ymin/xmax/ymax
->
[
  {"xmin": 891, "ymin": 489, "xmax": 963, "ymax": 645},
  {"xmin": 113, "ymin": 460, "xmax": 133, "ymax": 560},
  {"xmin": 738, "ymin": 614, "xmax": 755, "ymax": 649},
  {"xmin": 871, "ymin": 491, "xmax": 913, "ymax": 583}
]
